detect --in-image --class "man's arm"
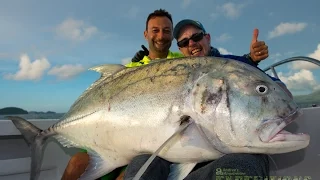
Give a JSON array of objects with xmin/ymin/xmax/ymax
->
[
  {"xmin": 224, "ymin": 29, "xmax": 269, "ymax": 66},
  {"xmin": 61, "ymin": 152, "xmax": 89, "ymax": 180},
  {"xmin": 221, "ymin": 54, "xmax": 259, "ymax": 67},
  {"xmin": 243, "ymin": 53, "xmax": 259, "ymax": 66},
  {"xmin": 131, "ymin": 45, "xmax": 149, "ymax": 62},
  {"xmin": 211, "ymin": 46, "xmax": 260, "ymax": 67},
  {"xmin": 62, "ymin": 151, "xmax": 126, "ymax": 180}
]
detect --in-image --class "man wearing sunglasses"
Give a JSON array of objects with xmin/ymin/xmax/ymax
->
[
  {"xmin": 165, "ymin": 19, "xmax": 292, "ymax": 180},
  {"xmin": 174, "ymin": 19, "xmax": 267, "ymax": 68},
  {"xmin": 173, "ymin": 19, "xmax": 292, "ymax": 98},
  {"xmin": 168, "ymin": 19, "xmax": 274, "ymax": 179}
]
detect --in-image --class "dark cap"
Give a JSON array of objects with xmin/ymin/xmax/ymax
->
[{"xmin": 173, "ymin": 19, "xmax": 206, "ymax": 39}]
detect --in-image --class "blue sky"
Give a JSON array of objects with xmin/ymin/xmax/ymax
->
[{"xmin": 1, "ymin": 0, "xmax": 319, "ymax": 113}]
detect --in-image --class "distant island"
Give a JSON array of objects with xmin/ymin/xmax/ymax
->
[
  {"xmin": 0, "ymin": 107, "xmax": 28, "ymax": 115},
  {"xmin": 0, "ymin": 107, "xmax": 56, "ymax": 115},
  {"xmin": 29, "ymin": 111, "xmax": 56, "ymax": 114},
  {"xmin": 294, "ymin": 89, "xmax": 320, "ymax": 108}
]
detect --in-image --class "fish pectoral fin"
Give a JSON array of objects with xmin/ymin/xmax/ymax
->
[
  {"xmin": 78, "ymin": 150, "xmax": 115, "ymax": 180},
  {"xmin": 89, "ymin": 64, "xmax": 126, "ymax": 78},
  {"xmin": 168, "ymin": 163, "xmax": 197, "ymax": 180}
]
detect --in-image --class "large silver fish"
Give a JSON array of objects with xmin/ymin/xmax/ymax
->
[{"xmin": 7, "ymin": 56, "xmax": 310, "ymax": 180}]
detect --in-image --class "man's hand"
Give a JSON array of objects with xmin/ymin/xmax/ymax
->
[
  {"xmin": 132, "ymin": 45, "xmax": 149, "ymax": 62},
  {"xmin": 250, "ymin": 28, "xmax": 269, "ymax": 62}
]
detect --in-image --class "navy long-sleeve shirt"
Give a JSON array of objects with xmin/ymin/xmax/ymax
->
[{"xmin": 209, "ymin": 47, "xmax": 284, "ymax": 85}]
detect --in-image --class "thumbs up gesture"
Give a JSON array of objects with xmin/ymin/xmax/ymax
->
[{"xmin": 250, "ymin": 28, "xmax": 269, "ymax": 62}]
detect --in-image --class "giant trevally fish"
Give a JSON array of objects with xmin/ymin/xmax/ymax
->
[{"xmin": 7, "ymin": 56, "xmax": 310, "ymax": 180}]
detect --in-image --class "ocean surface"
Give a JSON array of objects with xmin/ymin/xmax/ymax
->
[{"xmin": 0, "ymin": 113, "xmax": 65, "ymax": 120}]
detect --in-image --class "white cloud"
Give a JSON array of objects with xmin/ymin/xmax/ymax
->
[
  {"xmin": 268, "ymin": 22, "xmax": 307, "ymax": 39},
  {"xmin": 101, "ymin": 32, "xmax": 115, "ymax": 40},
  {"xmin": 308, "ymin": 43, "xmax": 320, "ymax": 60},
  {"xmin": 291, "ymin": 44, "xmax": 320, "ymax": 70},
  {"xmin": 284, "ymin": 51, "xmax": 296, "ymax": 56},
  {"xmin": 126, "ymin": 6, "xmax": 140, "ymax": 19},
  {"xmin": 270, "ymin": 53, "xmax": 282, "ymax": 59},
  {"xmin": 218, "ymin": 47, "xmax": 232, "ymax": 55},
  {"xmin": 269, "ymin": 52, "xmax": 297, "ymax": 63},
  {"xmin": 0, "ymin": 52, "xmax": 8, "ymax": 58},
  {"xmin": 55, "ymin": 18, "xmax": 98, "ymax": 42},
  {"xmin": 278, "ymin": 69, "xmax": 320, "ymax": 93},
  {"xmin": 215, "ymin": 33, "xmax": 232, "ymax": 43},
  {"xmin": 291, "ymin": 61, "xmax": 319, "ymax": 70},
  {"xmin": 121, "ymin": 57, "xmax": 131, "ymax": 65},
  {"xmin": 0, "ymin": 52, "xmax": 13, "ymax": 59},
  {"xmin": 182, "ymin": 0, "xmax": 192, "ymax": 9},
  {"xmin": 3, "ymin": 54, "xmax": 50, "ymax": 81},
  {"xmin": 210, "ymin": 13, "xmax": 219, "ymax": 20},
  {"xmin": 210, "ymin": 3, "xmax": 245, "ymax": 20},
  {"xmin": 48, "ymin": 64, "xmax": 85, "ymax": 80},
  {"xmin": 269, "ymin": 53, "xmax": 283, "ymax": 62},
  {"xmin": 218, "ymin": 3, "xmax": 245, "ymax": 19}
]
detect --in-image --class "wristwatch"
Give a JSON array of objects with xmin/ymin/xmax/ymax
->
[{"xmin": 244, "ymin": 53, "xmax": 260, "ymax": 66}]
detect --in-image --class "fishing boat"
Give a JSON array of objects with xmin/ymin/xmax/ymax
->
[{"xmin": 0, "ymin": 56, "xmax": 319, "ymax": 180}]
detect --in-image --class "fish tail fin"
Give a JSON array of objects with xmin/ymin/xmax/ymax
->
[{"xmin": 7, "ymin": 116, "xmax": 50, "ymax": 180}]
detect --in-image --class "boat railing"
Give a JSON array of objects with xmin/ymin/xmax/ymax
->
[{"xmin": 262, "ymin": 56, "xmax": 320, "ymax": 79}]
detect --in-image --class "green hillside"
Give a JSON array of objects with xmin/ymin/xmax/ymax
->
[
  {"xmin": 0, "ymin": 107, "xmax": 28, "ymax": 115},
  {"xmin": 293, "ymin": 90, "xmax": 320, "ymax": 107}
]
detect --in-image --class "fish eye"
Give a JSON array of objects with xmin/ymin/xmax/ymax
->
[{"xmin": 256, "ymin": 85, "xmax": 268, "ymax": 95}]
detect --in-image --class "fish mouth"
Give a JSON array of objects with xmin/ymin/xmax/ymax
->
[{"xmin": 259, "ymin": 108, "xmax": 309, "ymax": 143}]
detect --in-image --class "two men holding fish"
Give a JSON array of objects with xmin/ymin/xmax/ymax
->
[
  {"xmin": 8, "ymin": 8, "xmax": 309, "ymax": 180},
  {"xmin": 62, "ymin": 8, "xmax": 275, "ymax": 180}
]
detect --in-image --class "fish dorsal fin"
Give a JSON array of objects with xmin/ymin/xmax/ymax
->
[
  {"xmin": 89, "ymin": 64, "xmax": 126, "ymax": 78},
  {"xmin": 62, "ymin": 64, "xmax": 140, "ymax": 120},
  {"xmin": 66, "ymin": 64, "xmax": 126, "ymax": 111}
]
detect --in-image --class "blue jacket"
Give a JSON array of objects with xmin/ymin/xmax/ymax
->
[{"xmin": 209, "ymin": 47, "xmax": 284, "ymax": 85}]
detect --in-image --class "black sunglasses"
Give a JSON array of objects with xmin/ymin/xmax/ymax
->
[{"xmin": 177, "ymin": 32, "xmax": 205, "ymax": 48}]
